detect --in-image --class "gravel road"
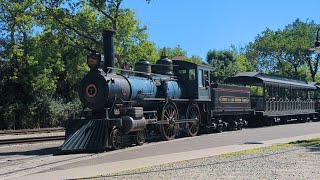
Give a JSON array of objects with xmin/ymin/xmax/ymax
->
[{"xmin": 101, "ymin": 145, "xmax": 320, "ymax": 180}]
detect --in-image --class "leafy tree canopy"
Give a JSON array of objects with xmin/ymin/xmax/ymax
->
[{"xmin": 246, "ymin": 19, "xmax": 320, "ymax": 81}]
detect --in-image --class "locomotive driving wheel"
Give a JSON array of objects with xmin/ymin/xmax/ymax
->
[
  {"xmin": 185, "ymin": 103, "xmax": 200, "ymax": 137},
  {"xmin": 110, "ymin": 128, "xmax": 123, "ymax": 150},
  {"xmin": 159, "ymin": 102, "xmax": 179, "ymax": 141}
]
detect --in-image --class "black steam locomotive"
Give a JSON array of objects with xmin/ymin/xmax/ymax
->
[{"xmin": 61, "ymin": 30, "xmax": 318, "ymax": 152}]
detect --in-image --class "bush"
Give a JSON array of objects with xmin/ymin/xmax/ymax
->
[
  {"xmin": 47, "ymin": 98, "xmax": 82, "ymax": 127},
  {"xmin": 0, "ymin": 96, "xmax": 81, "ymax": 130}
]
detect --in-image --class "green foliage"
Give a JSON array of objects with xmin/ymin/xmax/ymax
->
[
  {"xmin": 186, "ymin": 55, "xmax": 203, "ymax": 64},
  {"xmin": 161, "ymin": 45, "xmax": 187, "ymax": 59},
  {"xmin": 0, "ymin": 95, "xmax": 81, "ymax": 129},
  {"xmin": 251, "ymin": 86, "xmax": 264, "ymax": 96},
  {"xmin": 114, "ymin": 9, "xmax": 158, "ymax": 65},
  {"xmin": 206, "ymin": 47, "xmax": 254, "ymax": 82},
  {"xmin": 0, "ymin": 0, "xmax": 157, "ymax": 129},
  {"xmin": 127, "ymin": 40, "xmax": 158, "ymax": 64},
  {"xmin": 247, "ymin": 19, "xmax": 320, "ymax": 81},
  {"xmin": 40, "ymin": 0, "xmax": 157, "ymax": 66},
  {"xmin": 207, "ymin": 49, "xmax": 237, "ymax": 82},
  {"xmin": 156, "ymin": 45, "xmax": 204, "ymax": 64}
]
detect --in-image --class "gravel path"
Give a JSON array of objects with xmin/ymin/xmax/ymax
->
[{"xmin": 101, "ymin": 145, "xmax": 320, "ymax": 180}]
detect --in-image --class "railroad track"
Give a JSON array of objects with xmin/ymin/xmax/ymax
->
[
  {"xmin": 0, "ymin": 127, "xmax": 65, "ymax": 136},
  {"xmin": 0, "ymin": 135, "xmax": 65, "ymax": 145},
  {"xmin": 0, "ymin": 128, "xmax": 65, "ymax": 145}
]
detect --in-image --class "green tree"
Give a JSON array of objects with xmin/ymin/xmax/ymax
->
[
  {"xmin": 0, "ymin": 0, "xmax": 40, "ymax": 129},
  {"xmin": 207, "ymin": 46, "xmax": 254, "ymax": 82},
  {"xmin": 247, "ymin": 19, "xmax": 320, "ymax": 81},
  {"xmin": 0, "ymin": 0, "xmax": 157, "ymax": 129},
  {"xmin": 157, "ymin": 45, "xmax": 204, "ymax": 64},
  {"xmin": 158, "ymin": 45, "xmax": 187, "ymax": 59},
  {"xmin": 186, "ymin": 55, "xmax": 203, "ymax": 64},
  {"xmin": 206, "ymin": 49, "xmax": 238, "ymax": 82},
  {"xmin": 41, "ymin": 0, "xmax": 156, "ymax": 66}
]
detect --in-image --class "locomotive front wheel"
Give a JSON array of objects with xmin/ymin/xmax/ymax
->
[
  {"xmin": 110, "ymin": 128, "xmax": 123, "ymax": 150},
  {"xmin": 160, "ymin": 103, "xmax": 179, "ymax": 141},
  {"xmin": 134, "ymin": 131, "xmax": 145, "ymax": 146},
  {"xmin": 185, "ymin": 103, "xmax": 200, "ymax": 137}
]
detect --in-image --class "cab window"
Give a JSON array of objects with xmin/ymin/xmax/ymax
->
[
  {"xmin": 189, "ymin": 69, "xmax": 195, "ymax": 80},
  {"xmin": 203, "ymin": 70, "xmax": 209, "ymax": 87},
  {"xmin": 179, "ymin": 69, "xmax": 187, "ymax": 74},
  {"xmin": 198, "ymin": 69, "xmax": 203, "ymax": 87}
]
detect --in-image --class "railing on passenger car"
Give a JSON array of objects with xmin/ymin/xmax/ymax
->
[{"xmin": 265, "ymin": 98, "xmax": 315, "ymax": 113}]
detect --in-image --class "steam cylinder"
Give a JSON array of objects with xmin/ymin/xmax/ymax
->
[{"xmin": 121, "ymin": 116, "xmax": 146, "ymax": 134}]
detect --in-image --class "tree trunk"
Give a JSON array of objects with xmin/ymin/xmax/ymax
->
[
  {"xmin": 307, "ymin": 55, "xmax": 319, "ymax": 82},
  {"xmin": 293, "ymin": 65, "xmax": 298, "ymax": 78}
]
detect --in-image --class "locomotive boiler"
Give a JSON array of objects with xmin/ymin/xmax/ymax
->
[{"xmin": 79, "ymin": 30, "xmax": 182, "ymax": 109}]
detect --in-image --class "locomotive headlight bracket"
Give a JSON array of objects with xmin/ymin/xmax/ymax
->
[{"xmin": 87, "ymin": 57, "xmax": 98, "ymax": 68}]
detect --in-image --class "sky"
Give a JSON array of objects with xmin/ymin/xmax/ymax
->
[{"xmin": 122, "ymin": 0, "xmax": 320, "ymax": 60}]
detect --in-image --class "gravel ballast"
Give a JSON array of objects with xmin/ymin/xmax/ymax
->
[{"xmin": 101, "ymin": 145, "xmax": 320, "ymax": 180}]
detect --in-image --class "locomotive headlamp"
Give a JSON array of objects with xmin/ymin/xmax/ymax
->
[
  {"xmin": 86, "ymin": 84, "xmax": 97, "ymax": 97},
  {"xmin": 87, "ymin": 50, "xmax": 101, "ymax": 69}
]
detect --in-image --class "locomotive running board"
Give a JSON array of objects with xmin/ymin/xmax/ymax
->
[{"xmin": 59, "ymin": 119, "xmax": 110, "ymax": 154}]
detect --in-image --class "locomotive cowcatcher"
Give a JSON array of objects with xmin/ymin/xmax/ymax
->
[{"xmin": 61, "ymin": 29, "xmax": 252, "ymax": 152}]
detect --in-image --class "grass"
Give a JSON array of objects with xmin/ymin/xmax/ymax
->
[
  {"xmin": 218, "ymin": 137, "xmax": 320, "ymax": 157},
  {"xmin": 111, "ymin": 167, "xmax": 147, "ymax": 175},
  {"xmin": 217, "ymin": 143, "xmax": 291, "ymax": 157},
  {"xmin": 99, "ymin": 159, "xmax": 189, "ymax": 177},
  {"xmin": 289, "ymin": 138, "xmax": 320, "ymax": 146}
]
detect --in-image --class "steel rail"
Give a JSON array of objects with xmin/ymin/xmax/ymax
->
[
  {"xmin": 0, "ymin": 135, "xmax": 65, "ymax": 145},
  {"xmin": 0, "ymin": 128, "xmax": 65, "ymax": 136}
]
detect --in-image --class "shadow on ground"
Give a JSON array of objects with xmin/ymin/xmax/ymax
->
[
  {"xmin": 0, "ymin": 146, "xmax": 60, "ymax": 157},
  {"xmin": 290, "ymin": 138, "xmax": 320, "ymax": 153}
]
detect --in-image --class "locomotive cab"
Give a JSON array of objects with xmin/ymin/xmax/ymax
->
[{"xmin": 173, "ymin": 60, "xmax": 213, "ymax": 100}]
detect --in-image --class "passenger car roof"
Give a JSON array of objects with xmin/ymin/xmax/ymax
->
[{"xmin": 225, "ymin": 72, "xmax": 316, "ymax": 89}]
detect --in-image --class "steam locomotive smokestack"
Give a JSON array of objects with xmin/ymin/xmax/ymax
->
[{"xmin": 102, "ymin": 29, "xmax": 116, "ymax": 73}]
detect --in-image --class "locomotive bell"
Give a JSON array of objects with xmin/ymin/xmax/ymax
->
[{"xmin": 135, "ymin": 59, "xmax": 151, "ymax": 76}]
